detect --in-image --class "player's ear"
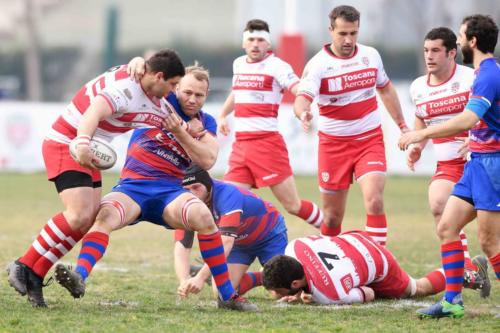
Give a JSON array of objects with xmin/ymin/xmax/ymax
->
[{"xmin": 290, "ymin": 279, "xmax": 303, "ymax": 289}]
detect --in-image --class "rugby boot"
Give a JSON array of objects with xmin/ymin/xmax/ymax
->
[
  {"xmin": 217, "ymin": 294, "xmax": 259, "ymax": 312},
  {"xmin": 54, "ymin": 263, "xmax": 86, "ymax": 298},
  {"xmin": 6, "ymin": 260, "xmax": 29, "ymax": 296},
  {"xmin": 26, "ymin": 269, "xmax": 48, "ymax": 307},
  {"xmin": 472, "ymin": 255, "xmax": 491, "ymax": 298},
  {"xmin": 416, "ymin": 296, "xmax": 464, "ymax": 319}
]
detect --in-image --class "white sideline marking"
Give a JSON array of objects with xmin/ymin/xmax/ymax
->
[{"xmin": 272, "ymin": 299, "xmax": 433, "ymax": 310}]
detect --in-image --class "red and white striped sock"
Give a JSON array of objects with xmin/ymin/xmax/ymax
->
[
  {"xmin": 295, "ymin": 200, "xmax": 323, "ymax": 228},
  {"xmin": 32, "ymin": 228, "xmax": 84, "ymax": 278},
  {"xmin": 19, "ymin": 213, "xmax": 74, "ymax": 271},
  {"xmin": 365, "ymin": 214, "xmax": 387, "ymax": 246},
  {"xmin": 459, "ymin": 231, "xmax": 477, "ymax": 271}
]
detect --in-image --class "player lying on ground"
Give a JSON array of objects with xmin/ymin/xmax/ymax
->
[
  {"xmin": 175, "ymin": 165, "xmax": 288, "ymax": 298},
  {"xmin": 53, "ymin": 65, "xmax": 257, "ymax": 311},
  {"xmin": 262, "ymin": 232, "xmax": 489, "ymax": 305},
  {"xmin": 407, "ymin": 26, "xmax": 489, "ymax": 297},
  {"xmin": 7, "ymin": 50, "xmax": 185, "ymax": 307}
]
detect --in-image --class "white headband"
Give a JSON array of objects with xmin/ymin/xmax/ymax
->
[{"xmin": 242, "ymin": 30, "xmax": 271, "ymax": 45}]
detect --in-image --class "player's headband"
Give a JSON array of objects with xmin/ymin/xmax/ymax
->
[
  {"xmin": 242, "ymin": 30, "xmax": 271, "ymax": 45},
  {"xmin": 182, "ymin": 165, "xmax": 213, "ymax": 193}
]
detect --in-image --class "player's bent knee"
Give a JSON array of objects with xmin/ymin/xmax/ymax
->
[
  {"xmin": 93, "ymin": 200, "xmax": 126, "ymax": 232},
  {"xmin": 478, "ymin": 233, "xmax": 498, "ymax": 257},
  {"xmin": 183, "ymin": 198, "xmax": 216, "ymax": 233},
  {"xmin": 64, "ymin": 209, "xmax": 97, "ymax": 230}
]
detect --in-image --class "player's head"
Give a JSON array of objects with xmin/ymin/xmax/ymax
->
[
  {"xmin": 242, "ymin": 19, "xmax": 271, "ymax": 62},
  {"xmin": 262, "ymin": 255, "xmax": 307, "ymax": 298},
  {"xmin": 144, "ymin": 49, "xmax": 185, "ymax": 97},
  {"xmin": 328, "ymin": 5, "xmax": 360, "ymax": 58},
  {"xmin": 182, "ymin": 164, "xmax": 213, "ymax": 201},
  {"xmin": 458, "ymin": 15, "xmax": 498, "ymax": 64},
  {"xmin": 423, "ymin": 27, "xmax": 457, "ymax": 75},
  {"xmin": 176, "ymin": 62, "xmax": 210, "ymax": 117}
]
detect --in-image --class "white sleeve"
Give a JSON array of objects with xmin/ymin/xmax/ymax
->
[
  {"xmin": 99, "ymin": 81, "xmax": 132, "ymax": 115},
  {"xmin": 373, "ymin": 49, "xmax": 390, "ymax": 88},
  {"xmin": 297, "ymin": 59, "xmax": 321, "ymax": 101},
  {"xmin": 275, "ymin": 60, "xmax": 300, "ymax": 90}
]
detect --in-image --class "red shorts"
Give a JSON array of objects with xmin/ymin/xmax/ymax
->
[
  {"xmin": 318, "ymin": 128, "xmax": 386, "ymax": 191},
  {"xmin": 224, "ymin": 133, "xmax": 293, "ymax": 188},
  {"xmin": 431, "ymin": 158, "xmax": 465, "ymax": 183},
  {"xmin": 42, "ymin": 139, "xmax": 101, "ymax": 182},
  {"xmin": 369, "ymin": 243, "xmax": 411, "ymax": 299}
]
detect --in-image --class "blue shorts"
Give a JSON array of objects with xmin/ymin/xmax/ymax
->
[
  {"xmin": 227, "ymin": 229, "xmax": 288, "ymax": 266},
  {"xmin": 452, "ymin": 152, "xmax": 500, "ymax": 211},
  {"xmin": 112, "ymin": 178, "xmax": 188, "ymax": 228}
]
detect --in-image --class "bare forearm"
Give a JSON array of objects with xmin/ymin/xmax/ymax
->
[
  {"xmin": 219, "ymin": 92, "xmax": 235, "ymax": 119},
  {"xmin": 294, "ymin": 95, "xmax": 312, "ymax": 118},
  {"xmin": 378, "ymin": 83, "xmax": 406, "ymax": 127},
  {"xmin": 174, "ymin": 242, "xmax": 192, "ymax": 283},
  {"xmin": 422, "ymin": 110, "xmax": 478, "ymax": 139},
  {"xmin": 175, "ymin": 133, "xmax": 219, "ymax": 170}
]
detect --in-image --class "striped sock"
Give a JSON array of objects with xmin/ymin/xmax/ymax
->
[
  {"xmin": 296, "ymin": 200, "xmax": 323, "ymax": 228},
  {"xmin": 365, "ymin": 214, "xmax": 387, "ymax": 246},
  {"xmin": 489, "ymin": 253, "xmax": 500, "ymax": 280},
  {"xmin": 32, "ymin": 229, "xmax": 84, "ymax": 277},
  {"xmin": 442, "ymin": 241, "xmax": 464, "ymax": 303},
  {"xmin": 425, "ymin": 269, "xmax": 446, "ymax": 294},
  {"xmin": 320, "ymin": 223, "xmax": 341, "ymax": 237},
  {"xmin": 75, "ymin": 231, "xmax": 109, "ymax": 281},
  {"xmin": 19, "ymin": 213, "xmax": 73, "ymax": 269},
  {"xmin": 197, "ymin": 231, "xmax": 234, "ymax": 301},
  {"xmin": 237, "ymin": 271, "xmax": 262, "ymax": 295},
  {"xmin": 459, "ymin": 231, "xmax": 476, "ymax": 271}
]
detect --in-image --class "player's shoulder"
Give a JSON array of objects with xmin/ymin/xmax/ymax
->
[
  {"xmin": 356, "ymin": 43, "xmax": 381, "ymax": 58},
  {"xmin": 410, "ymin": 74, "xmax": 427, "ymax": 92},
  {"xmin": 233, "ymin": 55, "xmax": 248, "ymax": 67}
]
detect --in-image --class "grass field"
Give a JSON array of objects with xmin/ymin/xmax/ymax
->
[{"xmin": 0, "ymin": 173, "xmax": 498, "ymax": 333}]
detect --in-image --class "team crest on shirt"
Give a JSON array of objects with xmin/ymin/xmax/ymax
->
[
  {"xmin": 451, "ymin": 82, "xmax": 460, "ymax": 93},
  {"xmin": 321, "ymin": 172, "xmax": 329, "ymax": 182},
  {"xmin": 362, "ymin": 57, "xmax": 370, "ymax": 66},
  {"xmin": 340, "ymin": 274, "xmax": 354, "ymax": 293}
]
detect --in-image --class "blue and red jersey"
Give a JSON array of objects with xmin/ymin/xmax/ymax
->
[
  {"xmin": 120, "ymin": 93, "xmax": 217, "ymax": 181},
  {"xmin": 210, "ymin": 180, "xmax": 286, "ymax": 246},
  {"xmin": 466, "ymin": 58, "xmax": 500, "ymax": 153}
]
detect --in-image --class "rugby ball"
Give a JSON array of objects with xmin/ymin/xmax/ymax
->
[{"xmin": 69, "ymin": 137, "xmax": 117, "ymax": 170}]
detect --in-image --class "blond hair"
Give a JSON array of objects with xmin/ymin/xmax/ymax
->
[{"xmin": 185, "ymin": 61, "xmax": 210, "ymax": 88}]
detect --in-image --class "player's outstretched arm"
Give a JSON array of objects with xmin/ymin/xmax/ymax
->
[
  {"xmin": 218, "ymin": 92, "xmax": 235, "ymax": 136},
  {"xmin": 294, "ymin": 95, "xmax": 313, "ymax": 132},
  {"xmin": 377, "ymin": 82, "xmax": 408, "ymax": 132}
]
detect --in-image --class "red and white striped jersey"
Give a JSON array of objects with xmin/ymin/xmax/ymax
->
[
  {"xmin": 298, "ymin": 44, "xmax": 390, "ymax": 138},
  {"xmin": 410, "ymin": 64, "xmax": 474, "ymax": 161},
  {"xmin": 46, "ymin": 65, "xmax": 174, "ymax": 144},
  {"xmin": 232, "ymin": 52, "xmax": 300, "ymax": 140},
  {"xmin": 285, "ymin": 232, "xmax": 389, "ymax": 305}
]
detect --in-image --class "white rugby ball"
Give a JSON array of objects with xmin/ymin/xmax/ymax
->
[{"xmin": 69, "ymin": 137, "xmax": 117, "ymax": 170}]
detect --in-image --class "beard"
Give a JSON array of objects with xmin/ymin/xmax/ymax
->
[{"xmin": 461, "ymin": 44, "xmax": 474, "ymax": 64}]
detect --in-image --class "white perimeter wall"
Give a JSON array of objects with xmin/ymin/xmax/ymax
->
[{"xmin": 0, "ymin": 82, "xmax": 438, "ymax": 176}]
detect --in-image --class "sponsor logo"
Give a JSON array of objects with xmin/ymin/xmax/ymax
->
[
  {"xmin": 321, "ymin": 172, "xmax": 329, "ymax": 182},
  {"xmin": 262, "ymin": 173, "xmax": 278, "ymax": 181},
  {"xmin": 233, "ymin": 74, "xmax": 272, "ymax": 90},
  {"xmin": 451, "ymin": 82, "xmax": 460, "ymax": 93},
  {"xmin": 326, "ymin": 69, "xmax": 377, "ymax": 93},
  {"xmin": 123, "ymin": 88, "xmax": 133, "ymax": 100},
  {"xmin": 429, "ymin": 88, "xmax": 447, "ymax": 96},
  {"xmin": 341, "ymin": 62, "xmax": 359, "ymax": 69},
  {"xmin": 362, "ymin": 57, "xmax": 369, "ymax": 66}
]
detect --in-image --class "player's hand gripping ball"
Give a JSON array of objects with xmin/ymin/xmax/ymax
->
[{"xmin": 69, "ymin": 137, "xmax": 117, "ymax": 170}]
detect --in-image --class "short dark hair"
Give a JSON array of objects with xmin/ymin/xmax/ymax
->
[
  {"xmin": 244, "ymin": 19, "xmax": 270, "ymax": 33},
  {"xmin": 329, "ymin": 5, "xmax": 360, "ymax": 26},
  {"xmin": 146, "ymin": 49, "xmax": 185, "ymax": 80},
  {"xmin": 462, "ymin": 15, "xmax": 499, "ymax": 54},
  {"xmin": 425, "ymin": 27, "xmax": 457, "ymax": 52},
  {"xmin": 262, "ymin": 255, "xmax": 305, "ymax": 290}
]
